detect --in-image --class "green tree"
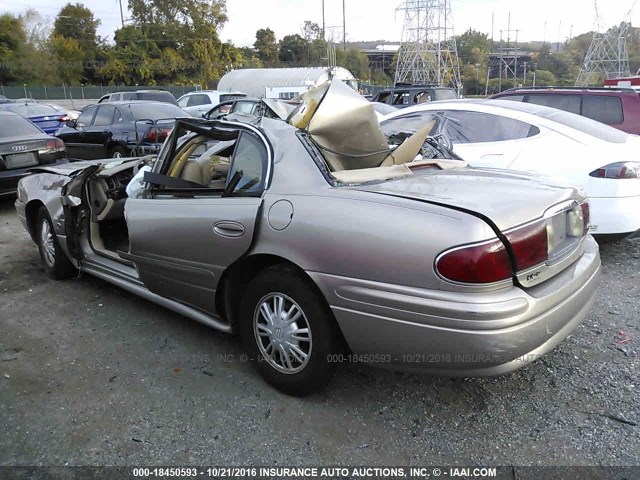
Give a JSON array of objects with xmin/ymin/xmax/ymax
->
[
  {"xmin": 52, "ymin": 3, "xmax": 101, "ymax": 82},
  {"xmin": 308, "ymin": 38, "xmax": 328, "ymax": 66},
  {"xmin": 278, "ymin": 34, "xmax": 308, "ymax": 66},
  {"xmin": 342, "ymin": 48, "xmax": 371, "ymax": 81},
  {"xmin": 220, "ymin": 42, "xmax": 263, "ymax": 72},
  {"xmin": 50, "ymin": 35, "xmax": 84, "ymax": 84},
  {"xmin": 106, "ymin": 0, "xmax": 228, "ymax": 86},
  {"xmin": 301, "ymin": 21, "xmax": 322, "ymax": 42},
  {"xmin": 456, "ymin": 29, "xmax": 491, "ymax": 66},
  {"xmin": 18, "ymin": 10, "xmax": 59, "ymax": 85},
  {"xmin": 53, "ymin": 3, "xmax": 100, "ymax": 51},
  {"xmin": 0, "ymin": 14, "xmax": 27, "ymax": 84},
  {"xmin": 254, "ymin": 28, "xmax": 279, "ymax": 67}
]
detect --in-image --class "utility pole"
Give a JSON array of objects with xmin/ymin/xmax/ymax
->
[
  {"xmin": 322, "ymin": 0, "xmax": 326, "ymax": 41},
  {"xmin": 118, "ymin": 0, "xmax": 125, "ymax": 28},
  {"xmin": 343, "ymin": 0, "xmax": 346, "ymax": 50},
  {"xmin": 523, "ymin": 61, "xmax": 528, "ymax": 85}
]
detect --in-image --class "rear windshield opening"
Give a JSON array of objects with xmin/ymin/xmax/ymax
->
[{"xmin": 0, "ymin": 116, "xmax": 43, "ymax": 137}]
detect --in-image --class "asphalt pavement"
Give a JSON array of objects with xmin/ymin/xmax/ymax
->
[{"xmin": 0, "ymin": 197, "xmax": 638, "ymax": 466}]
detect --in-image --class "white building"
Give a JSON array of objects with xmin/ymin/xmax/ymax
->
[{"xmin": 217, "ymin": 67, "xmax": 358, "ymax": 99}]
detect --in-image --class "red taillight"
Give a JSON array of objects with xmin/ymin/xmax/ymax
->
[
  {"xmin": 146, "ymin": 128, "xmax": 171, "ymax": 142},
  {"xmin": 505, "ymin": 221, "xmax": 548, "ymax": 271},
  {"xmin": 58, "ymin": 116, "xmax": 69, "ymax": 122},
  {"xmin": 581, "ymin": 202, "xmax": 590, "ymax": 234},
  {"xmin": 589, "ymin": 162, "xmax": 640, "ymax": 179},
  {"xmin": 436, "ymin": 239, "xmax": 512, "ymax": 284},
  {"xmin": 45, "ymin": 138, "xmax": 65, "ymax": 152}
]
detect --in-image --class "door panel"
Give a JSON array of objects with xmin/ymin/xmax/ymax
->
[
  {"xmin": 83, "ymin": 105, "xmax": 116, "ymax": 158},
  {"xmin": 125, "ymin": 196, "xmax": 262, "ymax": 314}
]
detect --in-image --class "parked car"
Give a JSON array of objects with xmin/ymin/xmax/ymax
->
[
  {"xmin": 0, "ymin": 102, "xmax": 72, "ymax": 135},
  {"xmin": 372, "ymin": 84, "xmax": 458, "ymax": 108},
  {"xmin": 0, "ymin": 111, "xmax": 67, "ymax": 196},
  {"xmin": 381, "ymin": 99, "xmax": 640, "ymax": 239},
  {"xmin": 177, "ymin": 90, "xmax": 247, "ymax": 117},
  {"xmin": 97, "ymin": 90, "xmax": 178, "ymax": 106},
  {"xmin": 55, "ymin": 101, "xmax": 188, "ymax": 160},
  {"xmin": 490, "ymin": 86, "xmax": 640, "ymax": 135},
  {"xmin": 203, "ymin": 98, "xmax": 262, "ymax": 119},
  {"xmin": 370, "ymin": 102, "xmax": 398, "ymax": 120},
  {"xmin": 45, "ymin": 103, "xmax": 81, "ymax": 120},
  {"xmin": 15, "ymin": 80, "xmax": 600, "ymax": 395},
  {"xmin": 12, "ymin": 99, "xmax": 82, "ymax": 121}
]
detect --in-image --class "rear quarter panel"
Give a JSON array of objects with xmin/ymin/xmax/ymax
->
[{"xmin": 251, "ymin": 188, "xmax": 497, "ymax": 291}]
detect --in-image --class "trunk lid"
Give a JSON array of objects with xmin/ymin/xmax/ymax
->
[
  {"xmin": 358, "ymin": 166, "xmax": 581, "ymax": 231},
  {"xmin": 0, "ymin": 136, "xmax": 64, "ymax": 170},
  {"xmin": 358, "ymin": 166, "xmax": 589, "ymax": 288}
]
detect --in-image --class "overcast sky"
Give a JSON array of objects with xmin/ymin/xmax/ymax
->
[{"xmin": 3, "ymin": 0, "xmax": 639, "ymax": 46}]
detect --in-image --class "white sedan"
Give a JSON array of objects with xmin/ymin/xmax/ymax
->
[
  {"xmin": 177, "ymin": 90, "xmax": 247, "ymax": 117},
  {"xmin": 381, "ymin": 99, "xmax": 640, "ymax": 238}
]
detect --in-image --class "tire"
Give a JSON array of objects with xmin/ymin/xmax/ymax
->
[
  {"xmin": 109, "ymin": 145, "xmax": 127, "ymax": 158},
  {"xmin": 238, "ymin": 266, "xmax": 342, "ymax": 396},
  {"xmin": 36, "ymin": 206, "xmax": 77, "ymax": 280}
]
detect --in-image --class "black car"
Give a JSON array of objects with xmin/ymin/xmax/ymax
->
[
  {"xmin": 97, "ymin": 90, "xmax": 179, "ymax": 106},
  {"xmin": 0, "ymin": 111, "xmax": 68, "ymax": 197},
  {"xmin": 371, "ymin": 84, "xmax": 458, "ymax": 108},
  {"xmin": 55, "ymin": 101, "xmax": 189, "ymax": 160}
]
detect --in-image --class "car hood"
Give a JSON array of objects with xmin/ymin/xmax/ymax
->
[{"xmin": 357, "ymin": 167, "xmax": 581, "ymax": 231}]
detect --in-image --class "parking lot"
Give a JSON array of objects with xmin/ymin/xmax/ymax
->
[{"xmin": 0, "ymin": 196, "xmax": 638, "ymax": 466}]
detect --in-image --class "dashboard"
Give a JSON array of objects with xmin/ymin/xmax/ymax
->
[{"xmin": 99, "ymin": 169, "xmax": 135, "ymax": 200}]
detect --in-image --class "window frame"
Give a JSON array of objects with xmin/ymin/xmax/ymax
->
[
  {"xmin": 147, "ymin": 120, "xmax": 272, "ymax": 199},
  {"xmin": 442, "ymin": 110, "xmax": 540, "ymax": 144},
  {"xmin": 92, "ymin": 105, "xmax": 117, "ymax": 127},
  {"xmin": 581, "ymin": 94, "xmax": 624, "ymax": 125},
  {"xmin": 76, "ymin": 105, "xmax": 98, "ymax": 127}
]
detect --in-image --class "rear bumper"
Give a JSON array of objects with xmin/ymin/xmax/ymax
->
[
  {"xmin": 309, "ymin": 235, "xmax": 601, "ymax": 376},
  {"xmin": 588, "ymin": 194, "xmax": 640, "ymax": 236}
]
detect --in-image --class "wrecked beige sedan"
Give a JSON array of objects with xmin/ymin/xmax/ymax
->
[{"xmin": 15, "ymin": 80, "xmax": 600, "ymax": 395}]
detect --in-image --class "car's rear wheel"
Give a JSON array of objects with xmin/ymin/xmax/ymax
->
[
  {"xmin": 109, "ymin": 146, "xmax": 127, "ymax": 158},
  {"xmin": 36, "ymin": 206, "xmax": 76, "ymax": 280},
  {"xmin": 239, "ymin": 266, "xmax": 341, "ymax": 396}
]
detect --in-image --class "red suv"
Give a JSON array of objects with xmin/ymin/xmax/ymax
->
[{"xmin": 490, "ymin": 86, "xmax": 640, "ymax": 135}]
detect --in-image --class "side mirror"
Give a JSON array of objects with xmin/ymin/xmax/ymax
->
[{"xmin": 66, "ymin": 119, "xmax": 77, "ymax": 128}]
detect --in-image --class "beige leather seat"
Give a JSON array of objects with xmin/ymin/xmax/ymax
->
[
  {"xmin": 180, "ymin": 158, "xmax": 212, "ymax": 185},
  {"xmin": 180, "ymin": 152, "xmax": 231, "ymax": 186}
]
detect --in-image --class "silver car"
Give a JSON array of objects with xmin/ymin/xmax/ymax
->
[{"xmin": 14, "ymin": 81, "xmax": 601, "ymax": 395}]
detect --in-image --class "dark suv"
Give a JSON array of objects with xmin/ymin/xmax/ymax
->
[
  {"xmin": 490, "ymin": 86, "xmax": 640, "ymax": 135},
  {"xmin": 372, "ymin": 84, "xmax": 458, "ymax": 108}
]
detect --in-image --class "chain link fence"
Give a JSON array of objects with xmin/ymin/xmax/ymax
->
[{"xmin": 0, "ymin": 85, "xmax": 202, "ymax": 101}]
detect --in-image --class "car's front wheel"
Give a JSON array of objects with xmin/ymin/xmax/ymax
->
[
  {"xmin": 36, "ymin": 206, "xmax": 77, "ymax": 280},
  {"xmin": 239, "ymin": 266, "xmax": 342, "ymax": 396}
]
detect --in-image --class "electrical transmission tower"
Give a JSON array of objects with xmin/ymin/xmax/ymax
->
[
  {"xmin": 394, "ymin": 0, "xmax": 461, "ymax": 91},
  {"xmin": 576, "ymin": 1, "xmax": 631, "ymax": 85}
]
